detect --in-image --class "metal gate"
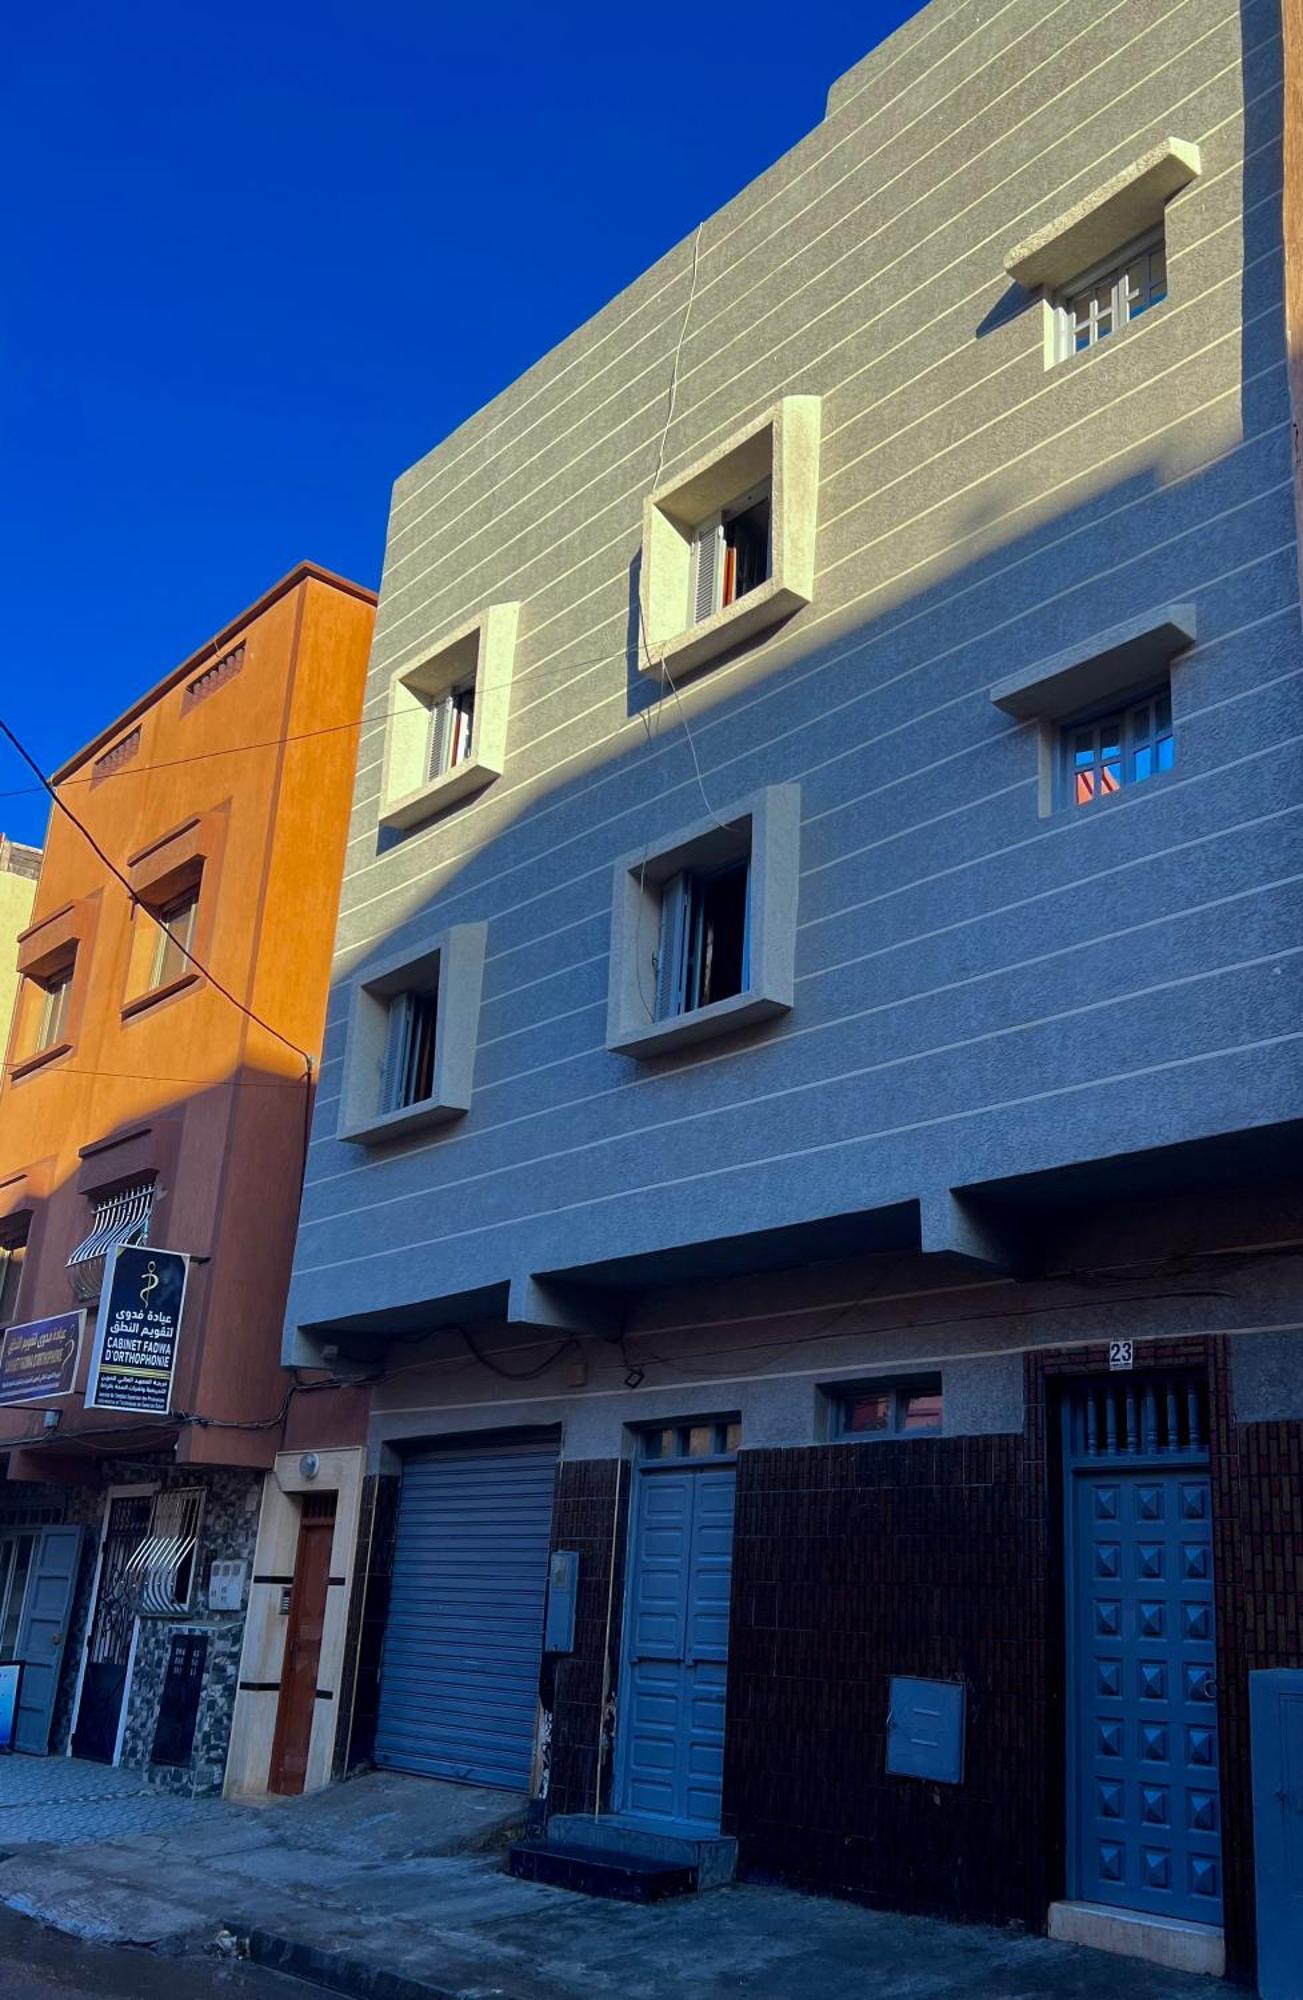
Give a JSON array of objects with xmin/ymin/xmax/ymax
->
[
  {"xmin": 71, "ymin": 1493, "xmax": 153, "ymax": 1763},
  {"xmin": 1064, "ymin": 1376, "xmax": 1222, "ymax": 1926},
  {"xmin": 374, "ymin": 1435, "xmax": 558, "ymax": 1791}
]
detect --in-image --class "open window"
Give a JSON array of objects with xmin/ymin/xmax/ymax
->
[
  {"xmin": 379, "ymin": 604, "xmax": 519, "ymax": 833},
  {"xmin": 640, "ymin": 396, "xmax": 820, "ymax": 683},
  {"xmin": 337, "ymin": 921, "xmax": 487, "ymax": 1145},
  {"xmin": 607, "ymin": 783, "xmax": 800, "ymax": 1059}
]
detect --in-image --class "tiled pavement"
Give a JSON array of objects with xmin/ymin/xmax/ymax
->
[{"xmin": 0, "ymin": 1754, "xmax": 239, "ymax": 1846}]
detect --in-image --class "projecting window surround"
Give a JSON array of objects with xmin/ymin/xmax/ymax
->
[
  {"xmin": 122, "ymin": 810, "xmax": 226, "ymax": 1018},
  {"xmin": 989, "ymin": 604, "xmax": 1194, "ymax": 817},
  {"xmin": 1001, "ymin": 138, "xmax": 1200, "ymax": 370},
  {"xmin": 826, "ymin": 1374, "xmax": 944, "ymax": 1440},
  {"xmin": 606, "ymin": 782, "xmax": 800, "ymax": 1059},
  {"xmin": 639, "ymin": 396, "xmax": 821, "ymax": 683},
  {"xmin": 337, "ymin": 921, "xmax": 487, "ymax": 1145},
  {"xmin": 378, "ymin": 603, "xmax": 520, "ymax": 833}
]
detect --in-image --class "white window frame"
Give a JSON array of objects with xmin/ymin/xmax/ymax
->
[{"xmin": 1053, "ymin": 226, "xmax": 1167, "ymax": 363}]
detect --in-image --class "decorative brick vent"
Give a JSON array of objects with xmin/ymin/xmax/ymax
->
[
  {"xmin": 183, "ymin": 641, "xmax": 246, "ymax": 713},
  {"xmin": 91, "ymin": 728, "xmax": 141, "ymax": 786}
]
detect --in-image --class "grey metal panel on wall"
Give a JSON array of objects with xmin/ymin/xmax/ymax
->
[{"xmin": 374, "ymin": 1435, "xmax": 558, "ymax": 1790}]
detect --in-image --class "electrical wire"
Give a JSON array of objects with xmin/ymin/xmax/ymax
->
[
  {"xmin": 0, "ymin": 715, "xmax": 317, "ymax": 1185},
  {"xmin": 457, "ymin": 1322, "xmax": 578, "ymax": 1381}
]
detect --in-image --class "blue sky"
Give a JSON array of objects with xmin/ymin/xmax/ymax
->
[{"xmin": 2, "ymin": 0, "xmax": 920, "ymax": 847}]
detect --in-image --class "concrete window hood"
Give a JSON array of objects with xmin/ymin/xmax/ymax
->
[
  {"xmin": 989, "ymin": 606, "xmax": 1196, "ymax": 722},
  {"xmin": 1003, "ymin": 138, "xmax": 1201, "ymax": 293}
]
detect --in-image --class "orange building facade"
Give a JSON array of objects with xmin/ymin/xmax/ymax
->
[{"xmin": 0, "ymin": 563, "xmax": 374, "ymax": 1795}]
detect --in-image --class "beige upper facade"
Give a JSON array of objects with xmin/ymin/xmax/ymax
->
[{"xmin": 0, "ymin": 835, "xmax": 41, "ymax": 1060}]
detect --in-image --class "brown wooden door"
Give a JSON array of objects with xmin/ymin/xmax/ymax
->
[{"xmin": 269, "ymin": 1495, "xmax": 336, "ymax": 1795}]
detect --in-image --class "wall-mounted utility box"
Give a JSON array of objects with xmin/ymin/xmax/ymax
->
[
  {"xmin": 886, "ymin": 1676, "xmax": 965, "ymax": 1784},
  {"xmin": 544, "ymin": 1550, "xmax": 579, "ymax": 1653},
  {"xmin": 207, "ymin": 1559, "xmax": 247, "ymax": 1614}
]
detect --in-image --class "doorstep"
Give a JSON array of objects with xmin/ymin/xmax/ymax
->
[{"xmin": 1048, "ymin": 1900, "xmax": 1225, "ymax": 1977}]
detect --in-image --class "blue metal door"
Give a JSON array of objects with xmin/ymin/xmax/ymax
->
[
  {"xmin": 1066, "ymin": 1379, "xmax": 1222, "ymax": 1926},
  {"xmin": 375, "ymin": 1435, "xmax": 558, "ymax": 1791},
  {"xmin": 617, "ymin": 1427, "xmax": 736, "ymax": 1830},
  {"xmin": 1250, "ymin": 1670, "xmax": 1303, "ymax": 2000},
  {"xmin": 14, "ymin": 1525, "xmax": 82, "ymax": 1755}
]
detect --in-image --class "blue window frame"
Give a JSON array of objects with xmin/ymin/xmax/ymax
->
[{"xmin": 830, "ymin": 1376, "xmax": 943, "ymax": 1440}]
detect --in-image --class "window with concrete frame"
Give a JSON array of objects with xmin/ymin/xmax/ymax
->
[
  {"xmin": 378, "ymin": 605, "xmax": 519, "ymax": 834},
  {"xmin": 0, "ymin": 1224, "xmax": 28, "ymax": 1329},
  {"xmin": 337, "ymin": 921, "xmax": 487, "ymax": 1146},
  {"xmin": 830, "ymin": 1375, "xmax": 943, "ymax": 1439},
  {"xmin": 606, "ymin": 783, "xmax": 800, "ymax": 1060}
]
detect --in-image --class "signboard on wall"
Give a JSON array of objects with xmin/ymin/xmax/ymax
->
[
  {"xmin": 86, "ymin": 1246, "xmax": 190, "ymax": 1416},
  {"xmin": 0, "ymin": 1311, "xmax": 83, "ymax": 1405}
]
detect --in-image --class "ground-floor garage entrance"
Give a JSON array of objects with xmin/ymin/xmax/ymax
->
[{"xmin": 374, "ymin": 1432, "xmax": 558, "ymax": 1791}]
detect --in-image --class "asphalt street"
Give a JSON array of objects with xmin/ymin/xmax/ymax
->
[{"xmin": 0, "ymin": 1907, "xmax": 325, "ymax": 2000}]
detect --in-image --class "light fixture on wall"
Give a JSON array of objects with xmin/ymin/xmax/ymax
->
[{"xmin": 298, "ymin": 1451, "xmax": 321, "ymax": 1481}]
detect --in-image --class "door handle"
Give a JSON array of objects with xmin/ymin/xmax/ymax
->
[{"xmin": 49, "ymin": 1630, "xmax": 62, "ymax": 1647}]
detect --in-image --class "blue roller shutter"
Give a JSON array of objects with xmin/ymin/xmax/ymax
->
[{"xmin": 374, "ymin": 1435, "xmax": 558, "ymax": 1790}]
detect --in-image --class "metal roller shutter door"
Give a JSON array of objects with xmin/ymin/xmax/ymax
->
[{"xmin": 374, "ymin": 1436, "xmax": 558, "ymax": 1790}]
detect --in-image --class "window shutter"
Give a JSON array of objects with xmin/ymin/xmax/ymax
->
[
  {"xmin": 428, "ymin": 695, "xmax": 454, "ymax": 780},
  {"xmin": 690, "ymin": 519, "xmax": 723, "ymax": 625},
  {"xmin": 656, "ymin": 874, "xmax": 691, "ymax": 1019},
  {"xmin": 380, "ymin": 993, "xmax": 414, "ymax": 1112}
]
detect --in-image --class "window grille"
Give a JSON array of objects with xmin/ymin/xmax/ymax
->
[
  {"xmin": 641, "ymin": 1419, "xmax": 740, "ymax": 1460},
  {"xmin": 1058, "ymin": 229, "xmax": 1167, "ymax": 360},
  {"xmin": 183, "ymin": 641, "xmax": 246, "ymax": 712},
  {"xmin": 129, "ymin": 1486, "xmax": 205, "ymax": 1613},
  {"xmin": 1063, "ymin": 686, "xmax": 1173, "ymax": 806},
  {"xmin": 67, "ymin": 1181, "xmax": 155, "ymax": 1302},
  {"xmin": 1063, "ymin": 1375, "xmax": 1207, "ymax": 1462}
]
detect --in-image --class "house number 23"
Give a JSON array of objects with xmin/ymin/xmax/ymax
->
[{"xmin": 1108, "ymin": 1340, "xmax": 1134, "ymax": 1371}]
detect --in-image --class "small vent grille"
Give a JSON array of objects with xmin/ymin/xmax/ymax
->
[
  {"xmin": 302, "ymin": 1492, "xmax": 337, "ymax": 1523},
  {"xmin": 1064, "ymin": 1373, "xmax": 1208, "ymax": 1463},
  {"xmin": 92, "ymin": 728, "xmax": 141, "ymax": 786},
  {"xmin": 183, "ymin": 641, "xmax": 246, "ymax": 712}
]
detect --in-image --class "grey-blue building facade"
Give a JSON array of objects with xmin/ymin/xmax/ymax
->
[{"xmin": 285, "ymin": 0, "xmax": 1303, "ymax": 1979}]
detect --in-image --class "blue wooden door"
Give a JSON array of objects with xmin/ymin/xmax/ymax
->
[
  {"xmin": 1250, "ymin": 1670, "xmax": 1303, "ymax": 2000},
  {"xmin": 618, "ymin": 1451, "xmax": 736, "ymax": 1830},
  {"xmin": 14, "ymin": 1525, "xmax": 82, "ymax": 1755},
  {"xmin": 1069, "ymin": 1443, "xmax": 1222, "ymax": 1924}
]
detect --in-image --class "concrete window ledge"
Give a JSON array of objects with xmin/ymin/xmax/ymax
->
[
  {"xmin": 1048, "ymin": 1901, "xmax": 1224, "ymax": 1977},
  {"xmin": 337, "ymin": 921, "xmax": 487, "ymax": 1145},
  {"xmin": 379, "ymin": 603, "xmax": 520, "ymax": 833},
  {"xmin": 989, "ymin": 605, "xmax": 1196, "ymax": 722},
  {"xmin": 1003, "ymin": 139, "xmax": 1201, "ymax": 292}
]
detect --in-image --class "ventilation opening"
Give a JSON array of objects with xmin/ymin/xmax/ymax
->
[{"xmin": 1063, "ymin": 1373, "xmax": 1208, "ymax": 1462}]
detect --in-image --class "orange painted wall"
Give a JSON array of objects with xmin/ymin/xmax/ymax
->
[{"xmin": 0, "ymin": 564, "xmax": 375, "ymax": 1473}]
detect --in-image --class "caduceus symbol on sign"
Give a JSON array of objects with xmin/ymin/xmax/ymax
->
[{"xmin": 139, "ymin": 1259, "xmax": 160, "ymax": 1309}]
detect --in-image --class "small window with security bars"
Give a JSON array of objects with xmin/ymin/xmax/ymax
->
[
  {"xmin": 379, "ymin": 985, "xmax": 439, "ymax": 1114},
  {"xmin": 1063, "ymin": 1374, "xmax": 1208, "ymax": 1462},
  {"xmin": 1062, "ymin": 684, "xmax": 1173, "ymax": 807},
  {"xmin": 1056, "ymin": 228, "xmax": 1167, "ymax": 362},
  {"xmin": 68, "ymin": 1181, "xmax": 155, "ymax": 1302}
]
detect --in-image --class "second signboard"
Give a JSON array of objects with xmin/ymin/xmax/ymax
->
[{"xmin": 86, "ymin": 1244, "xmax": 190, "ymax": 1416}]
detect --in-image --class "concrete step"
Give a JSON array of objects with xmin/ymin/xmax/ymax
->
[
  {"xmin": 508, "ymin": 1837, "xmax": 697, "ymax": 1902},
  {"xmin": 543, "ymin": 1813, "xmax": 737, "ymax": 1888}
]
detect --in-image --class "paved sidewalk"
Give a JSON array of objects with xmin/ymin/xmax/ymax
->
[
  {"xmin": 0, "ymin": 1755, "xmax": 242, "ymax": 1846},
  {"xmin": 0, "ymin": 1766, "xmax": 1222, "ymax": 2000}
]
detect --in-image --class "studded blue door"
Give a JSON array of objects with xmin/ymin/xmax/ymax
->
[
  {"xmin": 616, "ymin": 1436, "xmax": 736, "ymax": 1831},
  {"xmin": 1067, "ymin": 1380, "xmax": 1222, "ymax": 1926}
]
